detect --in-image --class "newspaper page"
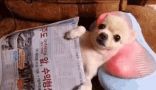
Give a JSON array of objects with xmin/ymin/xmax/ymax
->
[{"xmin": 0, "ymin": 17, "xmax": 85, "ymax": 90}]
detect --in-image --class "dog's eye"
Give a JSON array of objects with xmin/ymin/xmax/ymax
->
[
  {"xmin": 98, "ymin": 24, "xmax": 106, "ymax": 29},
  {"xmin": 114, "ymin": 34, "xmax": 120, "ymax": 42}
]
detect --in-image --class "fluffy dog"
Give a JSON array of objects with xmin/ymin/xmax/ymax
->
[{"xmin": 64, "ymin": 11, "xmax": 136, "ymax": 90}]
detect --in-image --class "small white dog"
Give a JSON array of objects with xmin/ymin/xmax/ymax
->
[{"xmin": 65, "ymin": 11, "xmax": 136, "ymax": 90}]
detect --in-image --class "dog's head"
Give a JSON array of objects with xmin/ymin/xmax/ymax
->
[{"xmin": 89, "ymin": 11, "xmax": 136, "ymax": 51}]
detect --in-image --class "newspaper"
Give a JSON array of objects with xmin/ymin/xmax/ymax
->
[{"xmin": 0, "ymin": 17, "xmax": 85, "ymax": 90}]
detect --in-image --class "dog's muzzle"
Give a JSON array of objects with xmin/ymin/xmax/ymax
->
[{"xmin": 96, "ymin": 33, "xmax": 108, "ymax": 46}]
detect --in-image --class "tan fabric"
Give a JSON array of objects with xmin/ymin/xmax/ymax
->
[
  {"xmin": 23, "ymin": 0, "xmax": 120, "ymax": 3},
  {"xmin": 147, "ymin": 0, "xmax": 156, "ymax": 4},
  {"xmin": 5, "ymin": 0, "xmax": 120, "ymax": 21},
  {"xmin": 0, "ymin": 18, "xmax": 43, "ymax": 37}
]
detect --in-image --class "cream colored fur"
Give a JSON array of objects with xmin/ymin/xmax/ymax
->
[{"xmin": 65, "ymin": 12, "xmax": 136, "ymax": 90}]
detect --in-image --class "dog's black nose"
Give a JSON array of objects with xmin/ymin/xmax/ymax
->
[
  {"xmin": 96, "ymin": 33, "xmax": 108, "ymax": 46},
  {"xmin": 99, "ymin": 33, "xmax": 108, "ymax": 40}
]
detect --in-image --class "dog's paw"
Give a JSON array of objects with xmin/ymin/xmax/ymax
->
[
  {"xmin": 64, "ymin": 31, "xmax": 73, "ymax": 40},
  {"xmin": 78, "ymin": 85, "xmax": 92, "ymax": 90},
  {"xmin": 64, "ymin": 26, "xmax": 86, "ymax": 40},
  {"xmin": 64, "ymin": 31, "xmax": 78, "ymax": 40},
  {"xmin": 78, "ymin": 84, "xmax": 92, "ymax": 90}
]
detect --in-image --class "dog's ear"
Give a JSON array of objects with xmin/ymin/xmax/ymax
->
[
  {"xmin": 96, "ymin": 11, "xmax": 119, "ymax": 25},
  {"xmin": 123, "ymin": 30, "xmax": 136, "ymax": 44},
  {"xmin": 96, "ymin": 13, "xmax": 108, "ymax": 25},
  {"xmin": 130, "ymin": 30, "xmax": 136, "ymax": 42},
  {"xmin": 88, "ymin": 21, "xmax": 96, "ymax": 32}
]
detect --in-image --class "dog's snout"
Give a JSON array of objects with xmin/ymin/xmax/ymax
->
[
  {"xmin": 96, "ymin": 33, "xmax": 108, "ymax": 46},
  {"xmin": 99, "ymin": 33, "xmax": 108, "ymax": 40}
]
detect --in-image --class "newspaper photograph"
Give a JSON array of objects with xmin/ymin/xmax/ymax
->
[{"xmin": 0, "ymin": 17, "xmax": 85, "ymax": 90}]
